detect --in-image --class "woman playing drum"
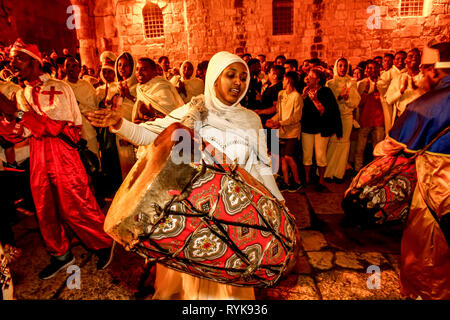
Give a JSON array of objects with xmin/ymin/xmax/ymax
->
[{"xmin": 87, "ymin": 51, "xmax": 285, "ymax": 300}]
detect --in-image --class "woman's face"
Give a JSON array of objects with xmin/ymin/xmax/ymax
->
[
  {"xmin": 337, "ymin": 60, "xmax": 348, "ymax": 77},
  {"xmin": 214, "ymin": 62, "xmax": 248, "ymax": 106},
  {"xmin": 118, "ymin": 56, "xmax": 132, "ymax": 80}
]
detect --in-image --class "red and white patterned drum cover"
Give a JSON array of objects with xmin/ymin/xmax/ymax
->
[{"xmin": 105, "ymin": 123, "xmax": 298, "ymax": 288}]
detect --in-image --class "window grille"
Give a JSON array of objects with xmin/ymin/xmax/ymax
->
[
  {"xmin": 399, "ymin": 0, "xmax": 424, "ymax": 16},
  {"xmin": 273, "ymin": 0, "xmax": 293, "ymax": 35},
  {"xmin": 143, "ymin": 3, "xmax": 164, "ymax": 38}
]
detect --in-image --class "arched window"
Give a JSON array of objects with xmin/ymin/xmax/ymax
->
[
  {"xmin": 273, "ymin": 0, "xmax": 293, "ymax": 35},
  {"xmin": 143, "ymin": 2, "xmax": 164, "ymax": 38}
]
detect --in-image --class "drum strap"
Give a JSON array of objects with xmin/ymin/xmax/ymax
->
[{"xmin": 422, "ymin": 197, "xmax": 450, "ymax": 246}]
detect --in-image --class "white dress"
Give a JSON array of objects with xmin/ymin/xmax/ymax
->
[
  {"xmin": 324, "ymin": 76, "xmax": 361, "ymax": 179},
  {"xmin": 154, "ymin": 126, "xmax": 255, "ymax": 300}
]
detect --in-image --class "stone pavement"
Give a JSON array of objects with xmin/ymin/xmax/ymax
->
[{"xmin": 8, "ymin": 178, "xmax": 406, "ymax": 300}]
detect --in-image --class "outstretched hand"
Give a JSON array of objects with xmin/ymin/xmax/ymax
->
[{"xmin": 85, "ymin": 108, "xmax": 123, "ymax": 129}]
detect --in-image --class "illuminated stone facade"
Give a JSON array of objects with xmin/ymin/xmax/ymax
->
[
  {"xmin": 77, "ymin": 0, "xmax": 450, "ymax": 68},
  {"xmin": 1, "ymin": 0, "xmax": 449, "ymax": 68}
]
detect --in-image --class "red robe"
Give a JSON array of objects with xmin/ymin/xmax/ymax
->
[{"xmin": 1, "ymin": 74, "xmax": 112, "ymax": 256}]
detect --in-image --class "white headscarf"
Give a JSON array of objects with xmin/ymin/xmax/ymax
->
[
  {"xmin": 114, "ymin": 52, "xmax": 137, "ymax": 87},
  {"xmin": 136, "ymin": 51, "xmax": 280, "ymax": 199},
  {"xmin": 204, "ymin": 51, "xmax": 250, "ymax": 114},
  {"xmin": 333, "ymin": 57, "xmax": 351, "ymax": 79},
  {"xmin": 140, "ymin": 51, "xmax": 269, "ymax": 165}
]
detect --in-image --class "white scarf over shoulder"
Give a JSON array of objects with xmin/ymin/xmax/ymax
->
[{"xmin": 135, "ymin": 76, "xmax": 184, "ymax": 116}]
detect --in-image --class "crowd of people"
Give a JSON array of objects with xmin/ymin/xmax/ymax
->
[{"xmin": 0, "ymin": 37, "xmax": 449, "ymax": 300}]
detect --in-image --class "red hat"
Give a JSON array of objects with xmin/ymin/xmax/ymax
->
[
  {"xmin": 100, "ymin": 51, "xmax": 117, "ymax": 71},
  {"xmin": 102, "ymin": 57, "xmax": 115, "ymax": 70},
  {"xmin": 10, "ymin": 38, "xmax": 43, "ymax": 66}
]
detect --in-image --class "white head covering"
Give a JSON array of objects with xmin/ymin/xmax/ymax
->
[
  {"xmin": 204, "ymin": 51, "xmax": 250, "ymax": 119},
  {"xmin": 333, "ymin": 57, "xmax": 350, "ymax": 78},
  {"xmin": 114, "ymin": 51, "xmax": 137, "ymax": 86}
]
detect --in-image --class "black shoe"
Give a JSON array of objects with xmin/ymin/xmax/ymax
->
[
  {"xmin": 288, "ymin": 182, "xmax": 304, "ymax": 193},
  {"xmin": 278, "ymin": 181, "xmax": 289, "ymax": 192},
  {"xmin": 39, "ymin": 252, "xmax": 75, "ymax": 280},
  {"xmin": 324, "ymin": 177, "xmax": 334, "ymax": 183},
  {"xmin": 315, "ymin": 183, "xmax": 326, "ymax": 192},
  {"xmin": 96, "ymin": 241, "xmax": 115, "ymax": 270},
  {"xmin": 333, "ymin": 177, "xmax": 345, "ymax": 184}
]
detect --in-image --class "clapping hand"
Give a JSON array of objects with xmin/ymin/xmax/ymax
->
[
  {"xmin": 86, "ymin": 108, "xmax": 122, "ymax": 128},
  {"xmin": 307, "ymin": 89, "xmax": 318, "ymax": 102},
  {"xmin": 119, "ymin": 81, "xmax": 134, "ymax": 101}
]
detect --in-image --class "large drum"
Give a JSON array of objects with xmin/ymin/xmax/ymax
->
[
  {"xmin": 105, "ymin": 123, "xmax": 298, "ymax": 287},
  {"xmin": 342, "ymin": 153, "xmax": 417, "ymax": 226}
]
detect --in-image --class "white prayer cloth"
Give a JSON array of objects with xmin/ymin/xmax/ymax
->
[
  {"xmin": 108, "ymin": 52, "xmax": 138, "ymax": 121},
  {"xmin": 326, "ymin": 60, "xmax": 361, "ymax": 118},
  {"xmin": 376, "ymin": 65, "xmax": 405, "ymax": 96},
  {"xmin": 109, "ymin": 52, "xmax": 138, "ymax": 178},
  {"xmin": 376, "ymin": 66, "xmax": 406, "ymax": 133},
  {"xmin": 132, "ymin": 76, "xmax": 184, "ymax": 122}
]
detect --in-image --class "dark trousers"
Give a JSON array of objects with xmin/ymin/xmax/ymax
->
[{"xmin": 0, "ymin": 160, "xmax": 33, "ymax": 245}]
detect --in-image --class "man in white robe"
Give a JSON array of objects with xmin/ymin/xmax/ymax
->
[
  {"xmin": 377, "ymin": 51, "xmax": 406, "ymax": 133},
  {"xmin": 385, "ymin": 48, "xmax": 425, "ymax": 124},
  {"xmin": 63, "ymin": 57, "xmax": 100, "ymax": 158},
  {"xmin": 132, "ymin": 58, "xmax": 184, "ymax": 124}
]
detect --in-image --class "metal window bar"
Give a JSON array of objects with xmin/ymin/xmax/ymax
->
[
  {"xmin": 143, "ymin": 4, "xmax": 164, "ymax": 38},
  {"xmin": 399, "ymin": 0, "xmax": 424, "ymax": 16},
  {"xmin": 273, "ymin": 0, "xmax": 293, "ymax": 35}
]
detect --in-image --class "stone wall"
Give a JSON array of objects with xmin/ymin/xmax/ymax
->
[
  {"xmin": 319, "ymin": 0, "xmax": 450, "ymax": 66},
  {"xmin": 6, "ymin": 0, "xmax": 447, "ymax": 70},
  {"xmin": 86, "ymin": 0, "xmax": 448, "ymax": 68}
]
